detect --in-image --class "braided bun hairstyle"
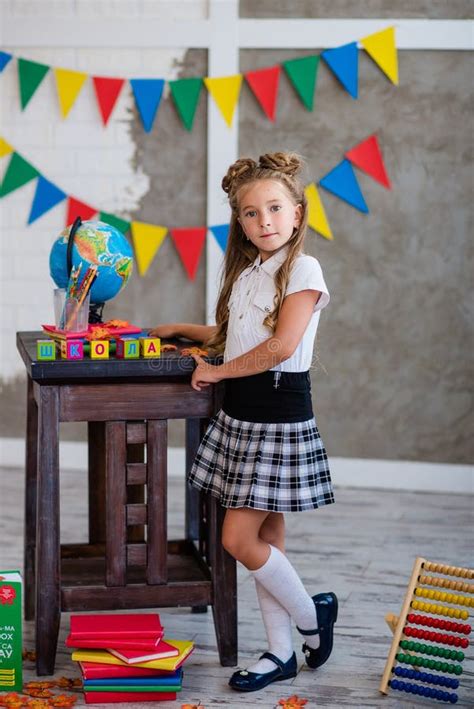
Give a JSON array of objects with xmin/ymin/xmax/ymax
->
[{"xmin": 204, "ymin": 151, "xmax": 309, "ymax": 355}]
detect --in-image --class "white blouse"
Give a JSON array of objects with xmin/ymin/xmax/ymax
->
[{"xmin": 223, "ymin": 244, "xmax": 330, "ymax": 372}]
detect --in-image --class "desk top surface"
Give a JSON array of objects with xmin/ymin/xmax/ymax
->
[{"xmin": 17, "ymin": 331, "xmax": 220, "ymax": 382}]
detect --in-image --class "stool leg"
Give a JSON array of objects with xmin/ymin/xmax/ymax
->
[
  {"xmin": 208, "ymin": 497, "xmax": 238, "ymax": 666},
  {"xmin": 36, "ymin": 386, "xmax": 60, "ymax": 676},
  {"xmin": 24, "ymin": 375, "xmax": 38, "ymax": 621}
]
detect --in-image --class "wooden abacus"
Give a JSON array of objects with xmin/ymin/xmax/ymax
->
[{"xmin": 380, "ymin": 557, "xmax": 473, "ymax": 704}]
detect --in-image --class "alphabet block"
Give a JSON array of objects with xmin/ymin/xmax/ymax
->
[
  {"xmin": 139, "ymin": 337, "xmax": 161, "ymax": 358},
  {"xmin": 36, "ymin": 340, "xmax": 56, "ymax": 361},
  {"xmin": 60, "ymin": 340, "xmax": 84, "ymax": 360},
  {"xmin": 90, "ymin": 340, "xmax": 109, "ymax": 359},
  {"xmin": 116, "ymin": 337, "xmax": 139, "ymax": 359}
]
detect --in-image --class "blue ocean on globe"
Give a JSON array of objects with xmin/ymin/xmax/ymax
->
[{"xmin": 49, "ymin": 220, "xmax": 133, "ymax": 304}]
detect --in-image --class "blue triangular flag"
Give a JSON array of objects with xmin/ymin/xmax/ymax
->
[
  {"xmin": 321, "ymin": 42, "xmax": 359, "ymax": 99},
  {"xmin": 27, "ymin": 175, "xmax": 67, "ymax": 224},
  {"xmin": 0, "ymin": 51, "xmax": 12, "ymax": 73},
  {"xmin": 130, "ymin": 78, "xmax": 165, "ymax": 132},
  {"xmin": 210, "ymin": 224, "xmax": 230, "ymax": 252},
  {"xmin": 319, "ymin": 159, "xmax": 369, "ymax": 213}
]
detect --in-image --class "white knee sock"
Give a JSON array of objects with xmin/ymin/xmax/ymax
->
[
  {"xmin": 250, "ymin": 545, "xmax": 320, "ymax": 651},
  {"xmin": 246, "ymin": 580, "xmax": 293, "ymax": 674}
]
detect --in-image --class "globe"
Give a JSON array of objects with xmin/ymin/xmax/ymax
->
[{"xmin": 49, "ymin": 220, "xmax": 133, "ymax": 304}]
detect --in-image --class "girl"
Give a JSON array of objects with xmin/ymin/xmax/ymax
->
[{"xmin": 151, "ymin": 152, "xmax": 337, "ymax": 692}]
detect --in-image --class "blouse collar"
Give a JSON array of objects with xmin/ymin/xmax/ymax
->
[{"xmin": 252, "ymin": 244, "xmax": 290, "ymax": 276}]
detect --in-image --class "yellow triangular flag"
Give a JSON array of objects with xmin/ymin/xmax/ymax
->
[
  {"xmin": 131, "ymin": 222, "xmax": 168, "ymax": 276},
  {"xmin": 305, "ymin": 183, "xmax": 333, "ymax": 241},
  {"xmin": 361, "ymin": 27, "xmax": 398, "ymax": 85},
  {"xmin": 0, "ymin": 137, "xmax": 13, "ymax": 158},
  {"xmin": 54, "ymin": 67, "xmax": 88, "ymax": 118},
  {"xmin": 204, "ymin": 75, "xmax": 243, "ymax": 127}
]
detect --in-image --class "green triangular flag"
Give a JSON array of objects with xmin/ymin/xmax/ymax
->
[
  {"xmin": 169, "ymin": 77, "xmax": 203, "ymax": 131},
  {"xmin": 18, "ymin": 57, "xmax": 50, "ymax": 109},
  {"xmin": 0, "ymin": 152, "xmax": 39, "ymax": 198},
  {"xmin": 282, "ymin": 55, "xmax": 319, "ymax": 111},
  {"xmin": 100, "ymin": 211, "xmax": 131, "ymax": 235}
]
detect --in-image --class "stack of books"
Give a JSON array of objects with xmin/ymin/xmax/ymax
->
[{"xmin": 66, "ymin": 613, "xmax": 194, "ymax": 704}]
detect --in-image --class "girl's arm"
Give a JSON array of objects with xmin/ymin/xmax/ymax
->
[{"xmin": 149, "ymin": 323, "xmax": 217, "ymax": 342}]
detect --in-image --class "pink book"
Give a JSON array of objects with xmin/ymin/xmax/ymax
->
[
  {"xmin": 79, "ymin": 662, "xmax": 173, "ymax": 680},
  {"xmin": 108, "ymin": 639, "xmax": 179, "ymax": 665},
  {"xmin": 84, "ymin": 691, "xmax": 176, "ymax": 703},
  {"xmin": 70, "ymin": 613, "xmax": 163, "ymax": 640},
  {"xmin": 66, "ymin": 632, "xmax": 163, "ymax": 651}
]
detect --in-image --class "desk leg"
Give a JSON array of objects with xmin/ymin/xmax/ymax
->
[
  {"xmin": 24, "ymin": 375, "xmax": 37, "ymax": 621},
  {"xmin": 36, "ymin": 386, "xmax": 60, "ymax": 676},
  {"xmin": 209, "ymin": 497, "xmax": 238, "ymax": 666},
  {"xmin": 185, "ymin": 418, "xmax": 206, "ymax": 541},
  {"xmin": 88, "ymin": 422, "xmax": 106, "ymax": 544}
]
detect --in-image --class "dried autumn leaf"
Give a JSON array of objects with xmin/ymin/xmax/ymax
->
[
  {"xmin": 103, "ymin": 319, "xmax": 130, "ymax": 328},
  {"xmin": 22, "ymin": 649, "xmax": 36, "ymax": 661},
  {"xmin": 181, "ymin": 347, "xmax": 208, "ymax": 357},
  {"xmin": 23, "ymin": 689, "xmax": 53, "ymax": 699},
  {"xmin": 278, "ymin": 696, "xmax": 308, "ymax": 708},
  {"xmin": 161, "ymin": 344, "xmax": 178, "ymax": 352},
  {"xmin": 24, "ymin": 683, "xmax": 55, "ymax": 690},
  {"xmin": 50, "ymin": 695, "xmax": 78, "ymax": 707}
]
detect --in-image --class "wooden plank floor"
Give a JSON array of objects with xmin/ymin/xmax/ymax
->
[{"xmin": 1, "ymin": 465, "xmax": 473, "ymax": 708}]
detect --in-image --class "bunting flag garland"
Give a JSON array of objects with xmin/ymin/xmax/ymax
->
[
  {"xmin": 131, "ymin": 222, "xmax": 168, "ymax": 276},
  {"xmin": 319, "ymin": 159, "xmax": 369, "ymax": 213},
  {"xmin": 345, "ymin": 134, "xmax": 391, "ymax": 189},
  {"xmin": 169, "ymin": 77, "xmax": 203, "ymax": 131},
  {"xmin": 53, "ymin": 67, "xmax": 88, "ymax": 119},
  {"xmin": 361, "ymin": 27, "xmax": 398, "ymax": 85},
  {"xmin": 210, "ymin": 224, "xmax": 230, "ymax": 253},
  {"xmin": 0, "ymin": 51, "xmax": 12, "ymax": 72},
  {"xmin": 244, "ymin": 65, "xmax": 281, "ymax": 121},
  {"xmin": 28, "ymin": 176, "xmax": 66, "ymax": 224},
  {"xmin": 170, "ymin": 227, "xmax": 207, "ymax": 280},
  {"xmin": 99, "ymin": 211, "xmax": 131, "ymax": 235},
  {"xmin": 0, "ymin": 137, "xmax": 13, "ymax": 157},
  {"xmin": 92, "ymin": 76, "xmax": 126, "ymax": 126},
  {"xmin": 18, "ymin": 57, "xmax": 50, "ymax": 109},
  {"xmin": 66, "ymin": 196, "xmax": 97, "ymax": 225},
  {"xmin": 305, "ymin": 183, "xmax": 333, "ymax": 241},
  {"xmin": 282, "ymin": 55, "xmax": 319, "ymax": 111},
  {"xmin": 130, "ymin": 78, "xmax": 165, "ymax": 133},
  {"xmin": 0, "ymin": 152, "xmax": 39, "ymax": 197},
  {"xmin": 204, "ymin": 75, "xmax": 243, "ymax": 127},
  {"xmin": 321, "ymin": 42, "xmax": 359, "ymax": 99}
]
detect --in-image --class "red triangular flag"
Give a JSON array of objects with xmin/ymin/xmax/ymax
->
[
  {"xmin": 345, "ymin": 134, "xmax": 391, "ymax": 189},
  {"xmin": 66, "ymin": 197, "xmax": 97, "ymax": 226},
  {"xmin": 170, "ymin": 227, "xmax": 207, "ymax": 281},
  {"xmin": 244, "ymin": 65, "xmax": 281, "ymax": 121},
  {"xmin": 92, "ymin": 76, "xmax": 126, "ymax": 126}
]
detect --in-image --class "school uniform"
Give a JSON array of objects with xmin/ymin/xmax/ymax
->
[{"xmin": 188, "ymin": 244, "xmax": 335, "ymax": 513}]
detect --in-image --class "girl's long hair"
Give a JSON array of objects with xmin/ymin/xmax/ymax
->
[{"xmin": 204, "ymin": 152, "xmax": 309, "ymax": 355}]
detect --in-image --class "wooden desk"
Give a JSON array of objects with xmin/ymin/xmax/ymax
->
[{"xmin": 16, "ymin": 332, "xmax": 237, "ymax": 676}]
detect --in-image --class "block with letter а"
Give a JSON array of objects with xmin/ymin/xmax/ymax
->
[
  {"xmin": 36, "ymin": 339, "xmax": 56, "ymax": 360},
  {"xmin": 116, "ymin": 337, "xmax": 139, "ymax": 359},
  {"xmin": 90, "ymin": 340, "xmax": 109, "ymax": 359},
  {"xmin": 140, "ymin": 337, "xmax": 161, "ymax": 358},
  {"xmin": 60, "ymin": 340, "xmax": 84, "ymax": 360}
]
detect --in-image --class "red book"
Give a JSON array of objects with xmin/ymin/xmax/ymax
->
[
  {"xmin": 66, "ymin": 633, "xmax": 163, "ymax": 651},
  {"xmin": 108, "ymin": 639, "xmax": 179, "ymax": 665},
  {"xmin": 70, "ymin": 613, "xmax": 163, "ymax": 640},
  {"xmin": 79, "ymin": 662, "xmax": 173, "ymax": 680},
  {"xmin": 84, "ymin": 691, "xmax": 176, "ymax": 704}
]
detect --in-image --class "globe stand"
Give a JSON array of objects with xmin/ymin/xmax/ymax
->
[{"xmin": 89, "ymin": 302, "xmax": 105, "ymax": 324}]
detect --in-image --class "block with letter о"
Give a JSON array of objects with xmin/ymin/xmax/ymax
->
[
  {"xmin": 116, "ymin": 337, "xmax": 140, "ymax": 359},
  {"xmin": 140, "ymin": 337, "xmax": 161, "ymax": 357},
  {"xmin": 37, "ymin": 339, "xmax": 56, "ymax": 360},
  {"xmin": 60, "ymin": 340, "xmax": 84, "ymax": 360},
  {"xmin": 90, "ymin": 340, "xmax": 110, "ymax": 359}
]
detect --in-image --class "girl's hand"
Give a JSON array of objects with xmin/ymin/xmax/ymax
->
[
  {"xmin": 190, "ymin": 354, "xmax": 222, "ymax": 391},
  {"xmin": 149, "ymin": 324, "xmax": 178, "ymax": 338}
]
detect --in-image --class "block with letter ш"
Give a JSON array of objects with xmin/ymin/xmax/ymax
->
[{"xmin": 37, "ymin": 339, "xmax": 56, "ymax": 360}]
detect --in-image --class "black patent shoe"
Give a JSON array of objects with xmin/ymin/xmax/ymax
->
[
  {"xmin": 228, "ymin": 651, "xmax": 297, "ymax": 692},
  {"xmin": 297, "ymin": 591, "xmax": 338, "ymax": 669}
]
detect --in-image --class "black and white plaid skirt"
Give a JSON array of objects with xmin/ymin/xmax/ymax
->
[{"xmin": 188, "ymin": 371, "xmax": 335, "ymax": 512}]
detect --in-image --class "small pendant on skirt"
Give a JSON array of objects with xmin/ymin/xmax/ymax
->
[{"xmin": 273, "ymin": 371, "xmax": 281, "ymax": 389}]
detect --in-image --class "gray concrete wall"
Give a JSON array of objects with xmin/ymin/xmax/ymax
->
[{"xmin": 3, "ymin": 7, "xmax": 472, "ymax": 464}]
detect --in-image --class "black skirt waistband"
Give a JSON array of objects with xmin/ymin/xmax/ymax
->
[{"xmin": 222, "ymin": 370, "xmax": 313, "ymax": 423}]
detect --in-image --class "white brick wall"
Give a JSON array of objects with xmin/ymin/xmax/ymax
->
[{"xmin": 0, "ymin": 0, "xmax": 206, "ymax": 380}]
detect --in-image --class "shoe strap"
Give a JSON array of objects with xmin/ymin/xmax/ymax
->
[
  {"xmin": 258, "ymin": 651, "xmax": 285, "ymax": 671},
  {"xmin": 297, "ymin": 625, "xmax": 321, "ymax": 636}
]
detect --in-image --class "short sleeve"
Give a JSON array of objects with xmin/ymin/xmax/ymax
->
[{"xmin": 285, "ymin": 255, "xmax": 330, "ymax": 312}]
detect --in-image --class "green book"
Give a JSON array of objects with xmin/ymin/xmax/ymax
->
[
  {"xmin": 85, "ymin": 684, "xmax": 182, "ymax": 692},
  {"xmin": 0, "ymin": 571, "xmax": 22, "ymax": 692}
]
